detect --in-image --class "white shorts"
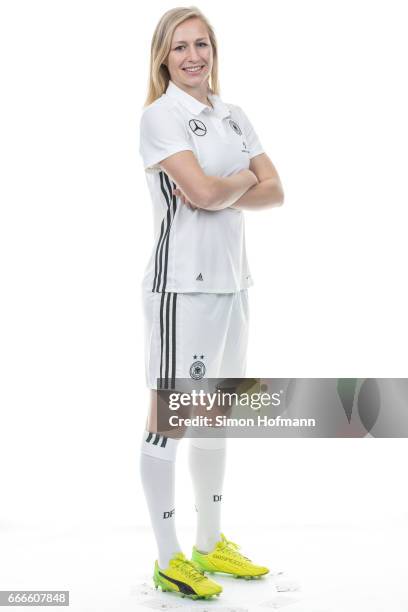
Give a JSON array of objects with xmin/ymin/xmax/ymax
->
[{"xmin": 142, "ymin": 290, "xmax": 249, "ymax": 390}]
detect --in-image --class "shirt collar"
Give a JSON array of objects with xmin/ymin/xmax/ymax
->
[{"xmin": 165, "ymin": 80, "xmax": 231, "ymax": 119}]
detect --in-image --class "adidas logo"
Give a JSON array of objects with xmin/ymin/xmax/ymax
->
[{"xmin": 196, "ymin": 273, "xmax": 203, "ymax": 281}]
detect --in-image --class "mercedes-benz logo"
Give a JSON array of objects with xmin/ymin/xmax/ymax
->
[
  {"xmin": 229, "ymin": 120, "xmax": 242, "ymax": 136},
  {"xmin": 189, "ymin": 119, "xmax": 207, "ymax": 136}
]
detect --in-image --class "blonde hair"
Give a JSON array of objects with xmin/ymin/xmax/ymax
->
[{"xmin": 144, "ymin": 6, "xmax": 220, "ymax": 107}]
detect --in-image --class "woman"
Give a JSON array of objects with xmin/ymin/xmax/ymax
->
[{"xmin": 139, "ymin": 6, "xmax": 284, "ymax": 601}]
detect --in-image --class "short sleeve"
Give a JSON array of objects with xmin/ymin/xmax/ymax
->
[
  {"xmin": 139, "ymin": 103, "xmax": 194, "ymax": 172},
  {"xmin": 235, "ymin": 105, "xmax": 264, "ymax": 159}
]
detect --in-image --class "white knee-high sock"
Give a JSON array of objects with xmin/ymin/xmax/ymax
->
[
  {"xmin": 140, "ymin": 431, "xmax": 182, "ymax": 569},
  {"xmin": 188, "ymin": 435, "xmax": 227, "ymax": 554}
]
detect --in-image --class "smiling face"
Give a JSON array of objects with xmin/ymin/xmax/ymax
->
[{"xmin": 165, "ymin": 17, "xmax": 213, "ymax": 93}]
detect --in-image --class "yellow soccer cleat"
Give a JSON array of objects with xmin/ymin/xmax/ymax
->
[
  {"xmin": 192, "ymin": 533, "xmax": 270, "ymax": 580},
  {"xmin": 153, "ymin": 552, "xmax": 223, "ymax": 600}
]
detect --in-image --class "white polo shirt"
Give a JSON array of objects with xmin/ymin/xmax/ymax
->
[{"xmin": 139, "ymin": 79, "xmax": 264, "ymax": 293}]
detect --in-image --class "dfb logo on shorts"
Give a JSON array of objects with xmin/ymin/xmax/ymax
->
[
  {"xmin": 190, "ymin": 361, "xmax": 206, "ymax": 380},
  {"xmin": 213, "ymin": 494, "xmax": 222, "ymax": 502},
  {"xmin": 163, "ymin": 508, "xmax": 175, "ymax": 519}
]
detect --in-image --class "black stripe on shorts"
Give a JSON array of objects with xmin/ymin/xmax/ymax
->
[{"xmin": 159, "ymin": 291, "xmax": 178, "ymax": 390}]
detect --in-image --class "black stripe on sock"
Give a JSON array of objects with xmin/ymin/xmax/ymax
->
[{"xmin": 153, "ymin": 433, "xmax": 160, "ymax": 445}]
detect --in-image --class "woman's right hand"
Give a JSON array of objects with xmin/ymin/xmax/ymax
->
[{"xmin": 172, "ymin": 185, "xmax": 198, "ymax": 210}]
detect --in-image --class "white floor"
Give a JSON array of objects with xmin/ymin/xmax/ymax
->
[{"xmin": 1, "ymin": 520, "xmax": 407, "ymax": 611}]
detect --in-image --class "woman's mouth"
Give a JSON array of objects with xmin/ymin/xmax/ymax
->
[{"xmin": 182, "ymin": 65, "xmax": 205, "ymax": 75}]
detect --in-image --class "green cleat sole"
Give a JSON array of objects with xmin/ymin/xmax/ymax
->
[
  {"xmin": 234, "ymin": 574, "xmax": 264, "ymax": 580},
  {"xmin": 199, "ymin": 570, "xmax": 267, "ymax": 580}
]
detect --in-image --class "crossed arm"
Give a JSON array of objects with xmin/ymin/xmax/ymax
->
[
  {"xmin": 230, "ymin": 153, "xmax": 285, "ymax": 211},
  {"xmin": 159, "ymin": 150, "xmax": 284, "ymax": 212}
]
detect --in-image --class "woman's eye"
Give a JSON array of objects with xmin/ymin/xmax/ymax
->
[{"xmin": 174, "ymin": 42, "xmax": 208, "ymax": 51}]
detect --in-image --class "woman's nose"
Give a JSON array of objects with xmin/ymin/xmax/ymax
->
[{"xmin": 187, "ymin": 45, "xmax": 201, "ymax": 61}]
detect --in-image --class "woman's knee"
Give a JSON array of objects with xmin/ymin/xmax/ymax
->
[{"xmin": 146, "ymin": 390, "xmax": 188, "ymax": 439}]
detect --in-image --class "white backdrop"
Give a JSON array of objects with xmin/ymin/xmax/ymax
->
[{"xmin": 1, "ymin": 0, "xmax": 408, "ymax": 540}]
